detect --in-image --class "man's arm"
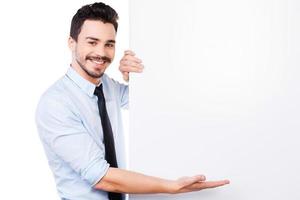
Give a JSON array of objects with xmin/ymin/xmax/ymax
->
[{"xmin": 94, "ymin": 167, "xmax": 229, "ymax": 194}]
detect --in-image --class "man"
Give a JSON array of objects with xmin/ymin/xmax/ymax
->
[{"xmin": 35, "ymin": 2, "xmax": 229, "ymax": 200}]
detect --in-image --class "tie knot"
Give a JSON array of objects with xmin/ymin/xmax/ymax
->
[{"xmin": 94, "ymin": 84, "xmax": 104, "ymax": 97}]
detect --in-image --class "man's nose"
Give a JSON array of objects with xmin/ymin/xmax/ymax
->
[{"xmin": 94, "ymin": 45, "xmax": 107, "ymax": 57}]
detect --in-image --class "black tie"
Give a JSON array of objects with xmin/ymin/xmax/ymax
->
[{"xmin": 94, "ymin": 84, "xmax": 123, "ymax": 200}]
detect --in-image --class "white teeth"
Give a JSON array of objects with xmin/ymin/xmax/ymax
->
[{"xmin": 91, "ymin": 59, "xmax": 104, "ymax": 64}]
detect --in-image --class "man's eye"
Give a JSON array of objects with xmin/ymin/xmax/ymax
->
[
  {"xmin": 88, "ymin": 41, "xmax": 97, "ymax": 46},
  {"xmin": 106, "ymin": 43, "xmax": 115, "ymax": 48}
]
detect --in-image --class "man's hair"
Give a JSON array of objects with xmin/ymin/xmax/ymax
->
[{"xmin": 70, "ymin": 2, "xmax": 119, "ymax": 41}]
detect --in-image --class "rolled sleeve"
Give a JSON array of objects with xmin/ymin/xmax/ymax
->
[
  {"xmin": 83, "ymin": 156, "xmax": 110, "ymax": 186},
  {"xmin": 36, "ymin": 94, "xmax": 109, "ymax": 186}
]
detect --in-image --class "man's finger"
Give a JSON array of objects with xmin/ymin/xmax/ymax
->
[
  {"xmin": 124, "ymin": 50, "xmax": 135, "ymax": 56},
  {"xmin": 120, "ymin": 65, "xmax": 143, "ymax": 73},
  {"xmin": 190, "ymin": 180, "xmax": 230, "ymax": 191},
  {"xmin": 120, "ymin": 60, "xmax": 144, "ymax": 70},
  {"xmin": 121, "ymin": 55, "xmax": 142, "ymax": 63}
]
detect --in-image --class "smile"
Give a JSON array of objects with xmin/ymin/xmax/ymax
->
[
  {"xmin": 88, "ymin": 57, "xmax": 106, "ymax": 65},
  {"xmin": 91, "ymin": 59, "xmax": 105, "ymax": 65}
]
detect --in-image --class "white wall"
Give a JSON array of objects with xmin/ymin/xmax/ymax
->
[
  {"xmin": 0, "ymin": 0, "xmax": 129, "ymax": 199},
  {"xmin": 129, "ymin": 0, "xmax": 300, "ymax": 199}
]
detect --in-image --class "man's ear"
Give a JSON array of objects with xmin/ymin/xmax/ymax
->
[{"xmin": 68, "ymin": 36, "xmax": 76, "ymax": 51}]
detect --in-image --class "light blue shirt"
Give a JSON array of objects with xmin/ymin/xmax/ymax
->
[{"xmin": 35, "ymin": 67, "xmax": 128, "ymax": 200}]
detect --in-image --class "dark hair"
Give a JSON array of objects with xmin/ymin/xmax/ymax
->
[{"xmin": 70, "ymin": 2, "xmax": 119, "ymax": 41}]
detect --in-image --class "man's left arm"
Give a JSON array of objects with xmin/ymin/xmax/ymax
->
[{"xmin": 118, "ymin": 50, "xmax": 144, "ymax": 109}]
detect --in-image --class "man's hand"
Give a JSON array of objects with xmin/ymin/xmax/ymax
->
[
  {"xmin": 119, "ymin": 50, "xmax": 144, "ymax": 82},
  {"xmin": 168, "ymin": 175, "xmax": 230, "ymax": 194}
]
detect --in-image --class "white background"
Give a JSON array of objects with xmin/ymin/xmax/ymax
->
[
  {"xmin": 129, "ymin": 0, "xmax": 300, "ymax": 199},
  {"xmin": 1, "ymin": 0, "xmax": 300, "ymax": 199},
  {"xmin": 0, "ymin": 0, "xmax": 129, "ymax": 199}
]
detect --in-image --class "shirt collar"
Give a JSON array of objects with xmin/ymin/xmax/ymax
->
[{"xmin": 65, "ymin": 67, "xmax": 100, "ymax": 98}]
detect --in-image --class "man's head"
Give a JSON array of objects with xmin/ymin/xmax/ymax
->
[{"xmin": 68, "ymin": 2, "xmax": 119, "ymax": 84}]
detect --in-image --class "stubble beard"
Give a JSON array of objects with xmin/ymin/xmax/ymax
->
[{"xmin": 76, "ymin": 58, "xmax": 104, "ymax": 79}]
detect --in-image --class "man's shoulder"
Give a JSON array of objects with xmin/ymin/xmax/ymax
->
[
  {"xmin": 37, "ymin": 76, "xmax": 72, "ymax": 111},
  {"xmin": 102, "ymin": 73, "xmax": 127, "ymax": 88},
  {"xmin": 102, "ymin": 73, "xmax": 115, "ymax": 85}
]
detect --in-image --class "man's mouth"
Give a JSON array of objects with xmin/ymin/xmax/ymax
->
[
  {"xmin": 87, "ymin": 56, "xmax": 111, "ymax": 65},
  {"xmin": 88, "ymin": 57, "xmax": 105, "ymax": 65}
]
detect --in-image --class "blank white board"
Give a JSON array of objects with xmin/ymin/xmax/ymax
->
[{"xmin": 128, "ymin": 0, "xmax": 300, "ymax": 199}]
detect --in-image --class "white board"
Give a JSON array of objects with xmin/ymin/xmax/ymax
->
[{"xmin": 128, "ymin": 0, "xmax": 300, "ymax": 199}]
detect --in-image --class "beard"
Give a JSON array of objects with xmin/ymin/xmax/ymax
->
[
  {"xmin": 76, "ymin": 58, "xmax": 103, "ymax": 78},
  {"xmin": 75, "ymin": 53, "xmax": 112, "ymax": 79}
]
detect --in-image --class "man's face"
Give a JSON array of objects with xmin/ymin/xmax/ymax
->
[{"xmin": 69, "ymin": 20, "xmax": 116, "ymax": 80}]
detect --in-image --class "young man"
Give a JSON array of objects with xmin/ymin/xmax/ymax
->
[{"xmin": 36, "ymin": 2, "xmax": 229, "ymax": 200}]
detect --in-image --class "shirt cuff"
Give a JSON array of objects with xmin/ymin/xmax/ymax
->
[{"xmin": 82, "ymin": 156, "xmax": 110, "ymax": 187}]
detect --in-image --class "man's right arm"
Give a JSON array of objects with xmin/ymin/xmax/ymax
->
[{"xmin": 94, "ymin": 167, "xmax": 229, "ymax": 194}]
